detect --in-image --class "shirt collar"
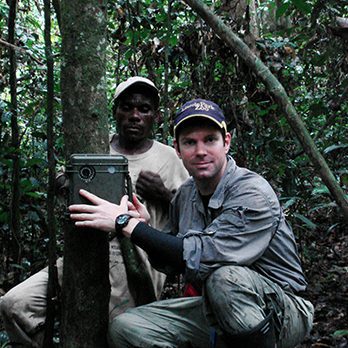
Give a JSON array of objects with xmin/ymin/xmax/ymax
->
[{"xmin": 191, "ymin": 157, "xmax": 237, "ymax": 210}]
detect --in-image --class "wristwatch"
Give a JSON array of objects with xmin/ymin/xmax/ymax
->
[{"xmin": 115, "ymin": 214, "xmax": 132, "ymax": 234}]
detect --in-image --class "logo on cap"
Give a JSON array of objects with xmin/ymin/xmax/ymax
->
[
  {"xmin": 181, "ymin": 101, "xmax": 216, "ymax": 113},
  {"xmin": 174, "ymin": 98, "xmax": 227, "ymax": 137}
]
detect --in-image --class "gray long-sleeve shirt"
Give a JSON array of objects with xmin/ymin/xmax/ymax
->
[{"xmin": 167, "ymin": 158, "xmax": 307, "ymax": 293}]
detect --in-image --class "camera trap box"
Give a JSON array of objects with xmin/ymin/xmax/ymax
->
[{"xmin": 66, "ymin": 154, "xmax": 131, "ymax": 205}]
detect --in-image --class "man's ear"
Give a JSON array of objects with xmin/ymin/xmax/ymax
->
[
  {"xmin": 224, "ymin": 132, "xmax": 232, "ymax": 154},
  {"xmin": 174, "ymin": 139, "xmax": 181, "ymax": 158}
]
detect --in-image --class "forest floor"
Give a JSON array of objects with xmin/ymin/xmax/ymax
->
[
  {"xmin": 294, "ymin": 220, "xmax": 348, "ymax": 348},
  {"xmin": 0, "ymin": 221, "xmax": 347, "ymax": 347}
]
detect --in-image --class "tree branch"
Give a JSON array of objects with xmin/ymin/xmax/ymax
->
[
  {"xmin": 0, "ymin": 37, "xmax": 45, "ymax": 65},
  {"xmin": 0, "ymin": 38, "xmax": 26, "ymax": 53}
]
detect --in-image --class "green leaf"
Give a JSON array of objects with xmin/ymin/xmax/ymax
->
[
  {"xmin": 26, "ymin": 15, "xmax": 43, "ymax": 30},
  {"xmin": 169, "ymin": 36, "xmax": 178, "ymax": 46},
  {"xmin": 276, "ymin": 3, "xmax": 290, "ymax": 18},
  {"xmin": 20, "ymin": 178, "xmax": 33, "ymax": 190},
  {"xmin": 309, "ymin": 202, "xmax": 337, "ymax": 213},
  {"xmin": 291, "ymin": 0, "xmax": 312, "ymax": 14},
  {"xmin": 293, "ymin": 213, "xmax": 317, "ymax": 230},
  {"xmin": 312, "ymin": 185, "xmax": 330, "ymax": 196},
  {"xmin": 10, "ymin": 263, "xmax": 25, "ymax": 270},
  {"xmin": 281, "ymin": 196, "xmax": 299, "ymax": 209},
  {"xmin": 0, "ymin": 211, "xmax": 9, "ymax": 223},
  {"xmin": 323, "ymin": 143, "xmax": 348, "ymax": 154},
  {"xmin": 332, "ymin": 330, "xmax": 348, "ymax": 337},
  {"xmin": 25, "ymin": 191, "xmax": 44, "ymax": 199}
]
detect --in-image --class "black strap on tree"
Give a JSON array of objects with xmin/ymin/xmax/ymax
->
[
  {"xmin": 119, "ymin": 174, "xmax": 156, "ymax": 305},
  {"xmin": 119, "ymin": 237, "xmax": 157, "ymax": 305}
]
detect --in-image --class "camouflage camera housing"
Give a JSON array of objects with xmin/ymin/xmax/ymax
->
[{"xmin": 66, "ymin": 154, "xmax": 131, "ymax": 205}]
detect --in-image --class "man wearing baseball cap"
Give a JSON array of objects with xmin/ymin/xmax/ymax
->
[
  {"xmin": 69, "ymin": 98, "xmax": 314, "ymax": 347},
  {"xmin": 109, "ymin": 76, "xmax": 188, "ymax": 317},
  {"xmin": 0, "ymin": 77, "xmax": 188, "ymax": 347}
]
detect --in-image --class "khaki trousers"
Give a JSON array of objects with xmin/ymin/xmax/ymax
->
[
  {"xmin": 109, "ymin": 266, "xmax": 314, "ymax": 348},
  {"xmin": 0, "ymin": 239, "xmax": 166, "ymax": 347}
]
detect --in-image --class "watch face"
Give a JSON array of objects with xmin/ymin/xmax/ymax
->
[
  {"xmin": 118, "ymin": 215, "xmax": 129, "ymax": 225},
  {"xmin": 116, "ymin": 214, "xmax": 131, "ymax": 230}
]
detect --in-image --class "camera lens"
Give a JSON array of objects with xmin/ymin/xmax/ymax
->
[{"xmin": 79, "ymin": 165, "xmax": 95, "ymax": 182}]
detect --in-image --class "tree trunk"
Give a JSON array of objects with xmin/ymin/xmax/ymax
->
[
  {"xmin": 163, "ymin": 0, "xmax": 172, "ymax": 143},
  {"xmin": 183, "ymin": 0, "xmax": 348, "ymax": 222},
  {"xmin": 43, "ymin": 0, "xmax": 59, "ymax": 346},
  {"xmin": 52, "ymin": 0, "xmax": 62, "ymax": 32},
  {"xmin": 60, "ymin": 0, "xmax": 110, "ymax": 347},
  {"xmin": 8, "ymin": 0, "xmax": 22, "ymax": 267}
]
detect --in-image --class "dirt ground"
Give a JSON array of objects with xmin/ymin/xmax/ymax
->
[{"xmin": 295, "ymin": 221, "xmax": 348, "ymax": 348}]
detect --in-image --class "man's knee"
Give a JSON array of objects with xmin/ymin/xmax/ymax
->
[
  {"xmin": 0, "ymin": 289, "xmax": 19, "ymax": 320},
  {"xmin": 205, "ymin": 266, "xmax": 268, "ymax": 333},
  {"xmin": 0, "ymin": 294, "xmax": 7, "ymax": 318},
  {"xmin": 206, "ymin": 265, "xmax": 257, "ymax": 301},
  {"xmin": 108, "ymin": 312, "xmax": 134, "ymax": 347},
  {"xmin": 0, "ymin": 271, "xmax": 48, "ymax": 329}
]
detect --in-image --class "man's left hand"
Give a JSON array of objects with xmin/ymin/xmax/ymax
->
[{"xmin": 136, "ymin": 170, "xmax": 173, "ymax": 203}]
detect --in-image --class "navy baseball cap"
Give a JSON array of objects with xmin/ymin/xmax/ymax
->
[{"xmin": 174, "ymin": 99, "xmax": 227, "ymax": 137}]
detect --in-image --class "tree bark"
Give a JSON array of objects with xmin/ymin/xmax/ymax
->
[
  {"xmin": 8, "ymin": 0, "xmax": 21, "ymax": 266},
  {"xmin": 60, "ymin": 0, "xmax": 110, "ymax": 347},
  {"xmin": 163, "ymin": 0, "xmax": 172, "ymax": 143},
  {"xmin": 52, "ymin": 0, "xmax": 62, "ymax": 32},
  {"xmin": 183, "ymin": 0, "xmax": 348, "ymax": 222},
  {"xmin": 43, "ymin": 0, "xmax": 59, "ymax": 346}
]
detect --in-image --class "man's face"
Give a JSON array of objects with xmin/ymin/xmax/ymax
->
[
  {"xmin": 115, "ymin": 92, "xmax": 157, "ymax": 143},
  {"xmin": 174, "ymin": 124, "xmax": 231, "ymax": 191}
]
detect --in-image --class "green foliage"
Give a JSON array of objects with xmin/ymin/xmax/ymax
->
[
  {"xmin": 0, "ymin": 0, "xmax": 347, "ymax": 294},
  {"xmin": 0, "ymin": 1, "xmax": 62, "ymax": 288}
]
